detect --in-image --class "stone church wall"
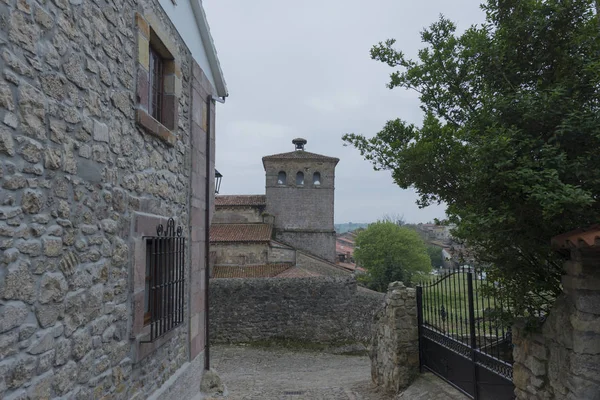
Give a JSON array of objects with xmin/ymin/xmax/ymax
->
[
  {"xmin": 276, "ymin": 230, "xmax": 336, "ymax": 262},
  {"xmin": 212, "ymin": 207, "xmax": 262, "ymax": 224},
  {"xmin": 211, "ymin": 242, "xmax": 295, "ymax": 266}
]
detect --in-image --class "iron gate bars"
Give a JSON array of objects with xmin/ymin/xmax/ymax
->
[
  {"xmin": 142, "ymin": 218, "xmax": 185, "ymax": 343},
  {"xmin": 416, "ymin": 267, "xmax": 515, "ymax": 400}
]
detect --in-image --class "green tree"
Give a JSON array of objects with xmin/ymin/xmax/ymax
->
[
  {"xmin": 354, "ymin": 221, "xmax": 431, "ymax": 291},
  {"xmin": 427, "ymin": 245, "xmax": 444, "ymax": 268},
  {"xmin": 343, "ymin": 0, "xmax": 600, "ymax": 315}
]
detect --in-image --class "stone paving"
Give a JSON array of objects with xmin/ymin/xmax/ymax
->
[{"xmin": 205, "ymin": 345, "xmax": 468, "ymax": 400}]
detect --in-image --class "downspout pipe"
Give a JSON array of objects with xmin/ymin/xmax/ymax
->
[
  {"xmin": 204, "ymin": 95, "xmax": 212, "ymax": 371},
  {"xmin": 204, "ymin": 95, "xmax": 225, "ymax": 371}
]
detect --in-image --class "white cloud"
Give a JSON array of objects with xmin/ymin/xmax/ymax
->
[
  {"xmin": 205, "ymin": 0, "xmax": 484, "ymax": 223},
  {"xmin": 305, "ymin": 92, "xmax": 366, "ymax": 113}
]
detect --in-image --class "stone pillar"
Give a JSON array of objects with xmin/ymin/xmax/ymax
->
[
  {"xmin": 513, "ymin": 236, "xmax": 600, "ymax": 400},
  {"xmin": 188, "ymin": 59, "xmax": 215, "ymax": 361},
  {"xmin": 369, "ymin": 281, "xmax": 419, "ymax": 393}
]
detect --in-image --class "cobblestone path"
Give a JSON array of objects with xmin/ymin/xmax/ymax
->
[{"xmin": 208, "ymin": 345, "xmax": 467, "ymax": 400}]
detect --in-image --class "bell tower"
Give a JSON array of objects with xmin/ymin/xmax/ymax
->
[{"xmin": 262, "ymin": 139, "xmax": 339, "ymax": 262}]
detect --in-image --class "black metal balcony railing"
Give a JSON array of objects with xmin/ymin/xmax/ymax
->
[{"xmin": 142, "ymin": 218, "xmax": 185, "ymax": 343}]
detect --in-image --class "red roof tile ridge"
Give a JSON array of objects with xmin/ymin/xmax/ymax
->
[
  {"xmin": 551, "ymin": 224, "xmax": 600, "ymax": 249},
  {"xmin": 212, "ymin": 263, "xmax": 293, "ymax": 279},
  {"xmin": 210, "ymin": 223, "xmax": 273, "ymax": 243},
  {"xmin": 215, "ymin": 195, "xmax": 266, "ymax": 207},
  {"xmin": 262, "ymin": 150, "xmax": 340, "ymax": 162}
]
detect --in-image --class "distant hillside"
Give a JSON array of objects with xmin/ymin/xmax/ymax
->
[{"xmin": 335, "ymin": 223, "xmax": 370, "ymax": 234}]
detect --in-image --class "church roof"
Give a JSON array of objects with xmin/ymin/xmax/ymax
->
[
  {"xmin": 210, "ymin": 223, "xmax": 272, "ymax": 243},
  {"xmin": 262, "ymin": 150, "xmax": 339, "ymax": 164},
  {"xmin": 215, "ymin": 195, "xmax": 266, "ymax": 207},
  {"xmin": 211, "ymin": 264, "xmax": 292, "ymax": 279}
]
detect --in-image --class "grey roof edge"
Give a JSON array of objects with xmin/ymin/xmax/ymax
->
[
  {"xmin": 261, "ymin": 152, "xmax": 340, "ymax": 169},
  {"xmin": 191, "ymin": 0, "xmax": 228, "ymax": 98}
]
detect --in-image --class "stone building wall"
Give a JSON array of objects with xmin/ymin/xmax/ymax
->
[
  {"xmin": 369, "ymin": 282, "xmax": 419, "ymax": 393},
  {"xmin": 0, "ymin": 0, "xmax": 216, "ymax": 398},
  {"xmin": 212, "ymin": 206, "xmax": 262, "ymax": 224},
  {"xmin": 264, "ymin": 158, "xmax": 337, "ymax": 262},
  {"xmin": 210, "ymin": 277, "xmax": 384, "ymax": 345},
  {"xmin": 211, "ymin": 241, "xmax": 295, "ymax": 266},
  {"xmin": 512, "ymin": 245, "xmax": 600, "ymax": 400},
  {"xmin": 277, "ymin": 230, "xmax": 336, "ymax": 262}
]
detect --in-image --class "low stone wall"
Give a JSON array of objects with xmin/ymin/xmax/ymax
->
[
  {"xmin": 369, "ymin": 282, "xmax": 419, "ymax": 393},
  {"xmin": 209, "ymin": 277, "xmax": 384, "ymax": 346},
  {"xmin": 512, "ymin": 245, "xmax": 600, "ymax": 400}
]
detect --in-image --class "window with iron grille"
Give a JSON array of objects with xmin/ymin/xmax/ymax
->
[
  {"xmin": 149, "ymin": 46, "xmax": 164, "ymax": 123},
  {"xmin": 142, "ymin": 218, "xmax": 185, "ymax": 342}
]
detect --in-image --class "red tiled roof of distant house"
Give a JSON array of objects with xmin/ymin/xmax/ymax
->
[
  {"xmin": 336, "ymin": 242, "xmax": 354, "ymax": 256},
  {"xmin": 337, "ymin": 262, "xmax": 362, "ymax": 272},
  {"xmin": 215, "ymin": 195, "xmax": 266, "ymax": 207},
  {"xmin": 262, "ymin": 151, "xmax": 340, "ymax": 164},
  {"xmin": 337, "ymin": 237, "xmax": 355, "ymax": 246},
  {"xmin": 275, "ymin": 266, "xmax": 321, "ymax": 278},
  {"xmin": 210, "ymin": 224, "xmax": 272, "ymax": 243},
  {"xmin": 212, "ymin": 264, "xmax": 292, "ymax": 278}
]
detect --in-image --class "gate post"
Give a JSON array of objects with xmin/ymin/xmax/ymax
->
[
  {"xmin": 467, "ymin": 271, "xmax": 479, "ymax": 400},
  {"xmin": 416, "ymin": 285, "xmax": 423, "ymax": 373}
]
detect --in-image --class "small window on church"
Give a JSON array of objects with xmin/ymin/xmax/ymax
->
[
  {"xmin": 296, "ymin": 171, "xmax": 304, "ymax": 186},
  {"xmin": 313, "ymin": 172, "xmax": 321, "ymax": 186},
  {"xmin": 277, "ymin": 171, "xmax": 286, "ymax": 185}
]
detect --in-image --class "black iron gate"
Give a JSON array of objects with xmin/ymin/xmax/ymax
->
[{"xmin": 416, "ymin": 267, "xmax": 515, "ymax": 400}]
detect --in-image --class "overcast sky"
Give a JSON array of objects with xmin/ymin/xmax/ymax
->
[{"xmin": 203, "ymin": 0, "xmax": 485, "ymax": 224}]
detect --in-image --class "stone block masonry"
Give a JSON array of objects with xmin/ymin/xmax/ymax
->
[
  {"xmin": 512, "ymin": 244, "xmax": 600, "ymax": 400},
  {"xmin": 0, "ymin": 0, "xmax": 217, "ymax": 399},
  {"xmin": 370, "ymin": 281, "xmax": 420, "ymax": 393},
  {"xmin": 210, "ymin": 277, "xmax": 384, "ymax": 346}
]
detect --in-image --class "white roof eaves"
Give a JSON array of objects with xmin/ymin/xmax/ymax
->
[{"xmin": 191, "ymin": 0, "xmax": 228, "ymax": 99}]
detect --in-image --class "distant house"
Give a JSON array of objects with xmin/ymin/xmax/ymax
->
[{"xmin": 417, "ymin": 223, "xmax": 455, "ymax": 244}]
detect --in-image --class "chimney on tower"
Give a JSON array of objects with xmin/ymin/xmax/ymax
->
[{"xmin": 292, "ymin": 138, "xmax": 307, "ymax": 151}]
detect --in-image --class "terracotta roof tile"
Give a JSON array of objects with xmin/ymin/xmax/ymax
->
[
  {"xmin": 210, "ymin": 224, "xmax": 272, "ymax": 243},
  {"xmin": 212, "ymin": 264, "xmax": 292, "ymax": 278},
  {"xmin": 275, "ymin": 266, "xmax": 321, "ymax": 278},
  {"xmin": 551, "ymin": 225, "xmax": 600, "ymax": 249},
  {"xmin": 215, "ymin": 195, "xmax": 266, "ymax": 207},
  {"xmin": 262, "ymin": 150, "xmax": 339, "ymax": 164}
]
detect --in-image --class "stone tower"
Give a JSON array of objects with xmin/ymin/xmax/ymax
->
[{"xmin": 262, "ymin": 138, "xmax": 339, "ymax": 262}]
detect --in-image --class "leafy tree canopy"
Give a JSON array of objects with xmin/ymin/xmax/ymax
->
[
  {"xmin": 343, "ymin": 0, "xmax": 600, "ymax": 313},
  {"xmin": 354, "ymin": 221, "xmax": 431, "ymax": 291},
  {"xmin": 427, "ymin": 245, "xmax": 444, "ymax": 268}
]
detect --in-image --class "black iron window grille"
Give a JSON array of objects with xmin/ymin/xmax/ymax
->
[
  {"xmin": 149, "ymin": 46, "xmax": 164, "ymax": 123},
  {"xmin": 142, "ymin": 218, "xmax": 185, "ymax": 343}
]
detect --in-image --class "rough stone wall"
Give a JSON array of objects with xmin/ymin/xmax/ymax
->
[
  {"xmin": 277, "ymin": 230, "xmax": 336, "ymax": 262},
  {"xmin": 211, "ymin": 242, "xmax": 295, "ymax": 266},
  {"xmin": 210, "ymin": 277, "xmax": 384, "ymax": 345},
  {"xmin": 0, "ymin": 1, "xmax": 214, "ymax": 398},
  {"xmin": 295, "ymin": 249, "xmax": 349, "ymax": 277},
  {"xmin": 512, "ymin": 247, "xmax": 600, "ymax": 400},
  {"xmin": 212, "ymin": 206, "xmax": 262, "ymax": 224},
  {"xmin": 370, "ymin": 282, "xmax": 419, "ymax": 393},
  {"xmin": 264, "ymin": 158, "xmax": 337, "ymax": 262},
  {"xmin": 264, "ymin": 159, "xmax": 336, "ymax": 232},
  {"xmin": 211, "ymin": 242, "xmax": 268, "ymax": 265},
  {"xmin": 269, "ymin": 241, "xmax": 296, "ymax": 264}
]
